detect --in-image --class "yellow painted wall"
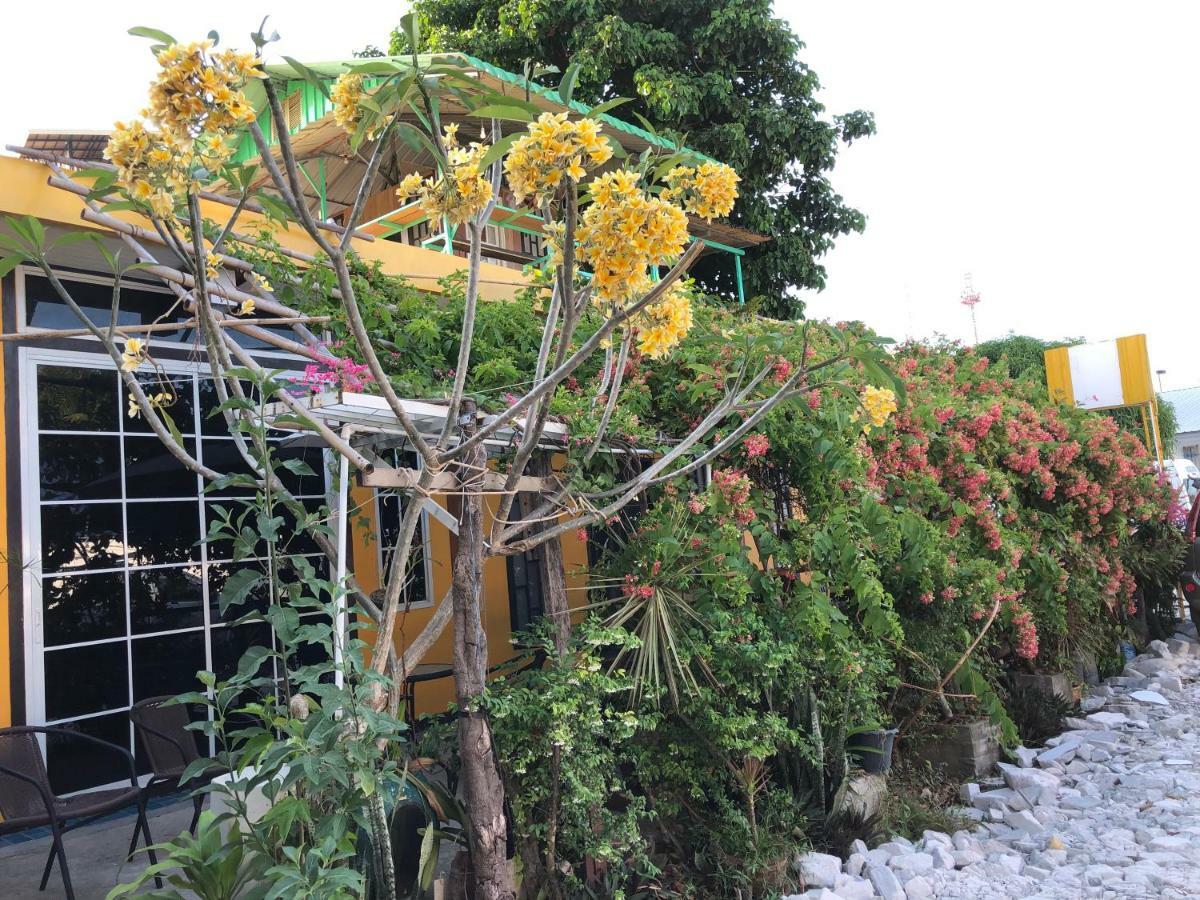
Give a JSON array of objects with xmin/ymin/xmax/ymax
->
[
  {"xmin": 0, "ymin": 273, "xmax": 9, "ymax": 728},
  {"xmin": 0, "ymin": 157, "xmax": 529, "ymax": 302},
  {"xmin": 350, "ymin": 484, "xmax": 589, "ymax": 716}
]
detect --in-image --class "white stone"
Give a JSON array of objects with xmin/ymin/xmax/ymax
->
[
  {"xmin": 921, "ymin": 829, "xmax": 952, "ymax": 848},
  {"xmin": 928, "ymin": 844, "xmax": 955, "ymax": 870},
  {"xmin": 959, "ymin": 782, "xmax": 980, "ymax": 804},
  {"xmin": 866, "ymin": 863, "xmax": 905, "ymax": 900},
  {"xmin": 833, "ymin": 874, "xmax": 874, "ymax": 900},
  {"xmin": 844, "ymin": 853, "xmax": 865, "ymax": 877},
  {"xmin": 1148, "ymin": 834, "xmax": 1190, "ymax": 852},
  {"xmin": 1160, "ymin": 673, "xmax": 1184, "ymax": 692},
  {"xmin": 797, "ymin": 852, "xmax": 842, "ymax": 889},
  {"xmin": 888, "ymin": 851, "xmax": 934, "ymax": 880},
  {"xmin": 973, "ymin": 788, "xmax": 1017, "ymax": 812},
  {"xmin": 903, "ymin": 875, "xmax": 932, "ymax": 899},
  {"xmin": 951, "ymin": 848, "xmax": 984, "ymax": 867},
  {"xmin": 1004, "ymin": 809, "xmax": 1044, "ymax": 833},
  {"xmin": 1013, "ymin": 747, "xmax": 1038, "ymax": 767},
  {"xmin": 1130, "ymin": 689, "xmax": 1169, "ymax": 706},
  {"xmin": 1036, "ymin": 741, "xmax": 1079, "ymax": 767},
  {"xmin": 999, "ymin": 762, "xmax": 1059, "ymax": 794},
  {"xmin": 1148, "ymin": 639, "xmax": 1172, "ymax": 658},
  {"xmin": 1087, "ymin": 711, "xmax": 1131, "ymax": 728}
]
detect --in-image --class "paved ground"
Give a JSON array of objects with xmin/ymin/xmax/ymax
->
[
  {"xmin": 794, "ymin": 625, "xmax": 1200, "ymax": 898},
  {"xmin": 0, "ymin": 798, "xmax": 194, "ymax": 899}
]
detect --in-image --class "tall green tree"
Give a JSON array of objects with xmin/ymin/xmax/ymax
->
[{"xmin": 389, "ymin": 0, "xmax": 874, "ymax": 318}]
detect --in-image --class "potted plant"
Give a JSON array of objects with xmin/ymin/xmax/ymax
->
[{"xmin": 846, "ymin": 724, "xmax": 898, "ymax": 774}]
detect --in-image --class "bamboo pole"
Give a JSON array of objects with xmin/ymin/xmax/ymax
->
[
  {"xmin": 79, "ymin": 209, "xmax": 254, "ymax": 272},
  {"xmin": 7, "ymin": 144, "xmax": 375, "ymax": 242},
  {"xmin": 0, "ymin": 315, "xmax": 330, "ymax": 342}
]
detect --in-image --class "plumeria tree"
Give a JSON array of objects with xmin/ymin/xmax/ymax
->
[{"xmin": 3, "ymin": 17, "xmax": 895, "ymax": 898}]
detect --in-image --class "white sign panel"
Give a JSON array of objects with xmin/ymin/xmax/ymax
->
[{"xmin": 1067, "ymin": 340, "xmax": 1124, "ymax": 409}]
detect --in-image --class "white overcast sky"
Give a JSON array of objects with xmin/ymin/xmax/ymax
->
[{"xmin": 2, "ymin": 2, "xmax": 1197, "ymax": 387}]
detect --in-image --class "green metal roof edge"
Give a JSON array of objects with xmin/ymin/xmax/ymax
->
[
  {"xmin": 248, "ymin": 51, "xmax": 717, "ymax": 165},
  {"xmin": 449, "ymin": 52, "xmax": 717, "ymax": 164}
]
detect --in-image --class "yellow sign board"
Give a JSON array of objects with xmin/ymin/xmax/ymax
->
[{"xmin": 1044, "ymin": 334, "xmax": 1153, "ymax": 411}]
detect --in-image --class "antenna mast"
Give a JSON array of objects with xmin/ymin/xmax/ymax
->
[{"xmin": 960, "ymin": 273, "xmax": 981, "ymax": 344}]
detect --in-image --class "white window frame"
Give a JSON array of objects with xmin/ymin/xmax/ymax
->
[{"xmin": 18, "ymin": 344, "xmax": 337, "ymax": 786}]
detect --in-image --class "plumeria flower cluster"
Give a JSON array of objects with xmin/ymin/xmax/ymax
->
[
  {"xmin": 503, "ymin": 112, "xmax": 614, "ymax": 204},
  {"xmin": 632, "ymin": 283, "xmax": 695, "ymax": 359},
  {"xmin": 106, "ymin": 41, "xmax": 261, "ymax": 218},
  {"xmin": 661, "ymin": 161, "xmax": 740, "ymax": 221},
  {"xmin": 395, "ymin": 124, "xmax": 494, "ymax": 225},
  {"xmin": 856, "ymin": 385, "xmax": 898, "ymax": 431},
  {"xmin": 127, "ymin": 390, "xmax": 175, "ymax": 420},
  {"xmin": 331, "ymin": 72, "xmax": 367, "ymax": 134}
]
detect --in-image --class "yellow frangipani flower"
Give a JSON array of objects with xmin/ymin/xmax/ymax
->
[
  {"xmin": 331, "ymin": 73, "xmax": 366, "ymax": 135},
  {"xmin": 120, "ymin": 338, "xmax": 147, "ymax": 372},
  {"xmin": 394, "ymin": 136, "xmax": 494, "ymax": 226},
  {"xmin": 662, "ymin": 161, "xmax": 740, "ymax": 221},
  {"xmin": 237, "ymin": 298, "xmax": 256, "ymax": 316},
  {"xmin": 504, "ymin": 112, "xmax": 614, "ymax": 205},
  {"xmin": 859, "ymin": 385, "xmax": 898, "ymax": 431}
]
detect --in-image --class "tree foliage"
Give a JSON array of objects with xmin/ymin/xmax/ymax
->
[{"xmin": 389, "ymin": 0, "xmax": 875, "ymax": 317}]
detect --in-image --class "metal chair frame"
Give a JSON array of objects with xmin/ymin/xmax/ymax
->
[{"xmin": 0, "ymin": 725, "xmax": 162, "ymax": 900}]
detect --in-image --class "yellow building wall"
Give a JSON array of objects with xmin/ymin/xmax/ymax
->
[
  {"xmin": 349, "ymin": 484, "xmax": 589, "ymax": 717},
  {"xmin": 0, "ymin": 274, "xmax": 8, "ymax": 728}
]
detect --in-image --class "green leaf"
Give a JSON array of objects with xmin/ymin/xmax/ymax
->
[
  {"xmin": 400, "ymin": 12, "xmax": 420, "ymax": 56},
  {"xmin": 0, "ymin": 254, "xmax": 26, "ymax": 280},
  {"xmin": 237, "ymin": 644, "xmax": 273, "ymax": 678},
  {"xmin": 281, "ymin": 57, "xmax": 330, "ymax": 100},
  {"xmin": 469, "ymin": 105, "xmax": 533, "ymax": 123},
  {"xmin": 558, "ymin": 62, "xmax": 582, "ymax": 107},
  {"xmin": 475, "ymin": 133, "xmax": 521, "ymax": 172},
  {"xmin": 128, "ymin": 26, "xmax": 178, "ymax": 46},
  {"xmin": 585, "ymin": 96, "xmax": 633, "ymax": 119},
  {"xmin": 219, "ymin": 569, "xmax": 263, "ymax": 613}
]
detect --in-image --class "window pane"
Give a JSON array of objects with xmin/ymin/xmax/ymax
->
[
  {"xmin": 208, "ymin": 560, "xmax": 271, "ymax": 622},
  {"xmin": 125, "ymin": 373, "xmax": 196, "ymax": 436},
  {"xmin": 211, "ymin": 622, "xmax": 274, "ymax": 682},
  {"xmin": 130, "ymin": 565, "xmax": 205, "ymax": 634},
  {"xmin": 201, "ymin": 440, "xmax": 259, "ymax": 494},
  {"xmin": 46, "ymin": 712, "xmax": 131, "ymax": 794},
  {"xmin": 124, "ymin": 436, "xmax": 199, "ymax": 499},
  {"xmin": 43, "ymin": 571, "xmax": 126, "ymax": 647},
  {"xmin": 132, "ymin": 631, "xmax": 206, "ymax": 702},
  {"xmin": 126, "ymin": 500, "xmax": 200, "ymax": 567},
  {"xmin": 44, "ymin": 642, "xmax": 129, "ymax": 720},
  {"xmin": 274, "ymin": 441, "xmax": 327, "ymax": 496},
  {"xmin": 41, "ymin": 502, "xmax": 125, "ymax": 573},
  {"xmin": 25, "ymin": 274, "xmax": 186, "ymax": 342},
  {"xmin": 198, "ymin": 378, "xmax": 257, "ymax": 435},
  {"xmin": 37, "ymin": 365, "xmax": 117, "ymax": 432},
  {"xmin": 39, "ymin": 434, "xmax": 122, "ymax": 500}
]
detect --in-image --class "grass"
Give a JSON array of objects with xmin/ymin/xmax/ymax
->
[{"xmin": 878, "ymin": 760, "xmax": 971, "ymax": 841}]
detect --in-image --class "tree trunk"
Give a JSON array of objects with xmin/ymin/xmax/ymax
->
[
  {"xmin": 452, "ymin": 400, "xmax": 515, "ymax": 900},
  {"xmin": 529, "ymin": 453, "xmax": 571, "ymax": 657}
]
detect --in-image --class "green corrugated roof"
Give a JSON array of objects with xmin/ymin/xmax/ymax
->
[{"xmin": 237, "ymin": 51, "xmax": 716, "ymax": 164}]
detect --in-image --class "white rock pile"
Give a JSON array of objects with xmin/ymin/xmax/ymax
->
[{"xmin": 788, "ymin": 625, "xmax": 1200, "ymax": 898}]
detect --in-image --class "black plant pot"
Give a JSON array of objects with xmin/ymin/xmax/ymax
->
[{"xmin": 847, "ymin": 728, "xmax": 897, "ymax": 774}]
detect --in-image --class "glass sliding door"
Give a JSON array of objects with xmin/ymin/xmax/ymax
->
[{"xmin": 25, "ymin": 353, "xmax": 329, "ymax": 791}]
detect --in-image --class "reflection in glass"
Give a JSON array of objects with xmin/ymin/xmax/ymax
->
[
  {"xmin": 124, "ymin": 437, "xmax": 198, "ymax": 499},
  {"xmin": 44, "ymin": 642, "xmax": 129, "ymax": 720},
  {"xmin": 25, "ymin": 274, "xmax": 187, "ymax": 342},
  {"xmin": 208, "ymin": 560, "xmax": 270, "ymax": 621},
  {"xmin": 45, "ymin": 712, "xmax": 131, "ymax": 794},
  {"xmin": 125, "ymin": 500, "xmax": 200, "ymax": 567},
  {"xmin": 125, "ymin": 373, "xmax": 195, "ymax": 436},
  {"xmin": 37, "ymin": 365, "xmax": 117, "ymax": 431},
  {"xmin": 41, "ymin": 502, "xmax": 125, "ymax": 573},
  {"xmin": 132, "ymin": 631, "xmax": 206, "ymax": 701},
  {"xmin": 43, "ymin": 571, "xmax": 126, "ymax": 647},
  {"xmin": 130, "ymin": 565, "xmax": 205, "ymax": 634},
  {"xmin": 211, "ymin": 622, "xmax": 273, "ymax": 682},
  {"xmin": 39, "ymin": 434, "xmax": 122, "ymax": 500},
  {"xmin": 198, "ymin": 379, "xmax": 257, "ymax": 435}
]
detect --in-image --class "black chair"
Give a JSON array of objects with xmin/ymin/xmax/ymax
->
[
  {"xmin": 0, "ymin": 725, "xmax": 160, "ymax": 900},
  {"xmin": 130, "ymin": 696, "xmax": 224, "ymax": 834}
]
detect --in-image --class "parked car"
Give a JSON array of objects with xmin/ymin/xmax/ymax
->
[
  {"xmin": 1178, "ymin": 490, "xmax": 1200, "ymax": 624},
  {"xmin": 1159, "ymin": 458, "xmax": 1200, "ymax": 508}
]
